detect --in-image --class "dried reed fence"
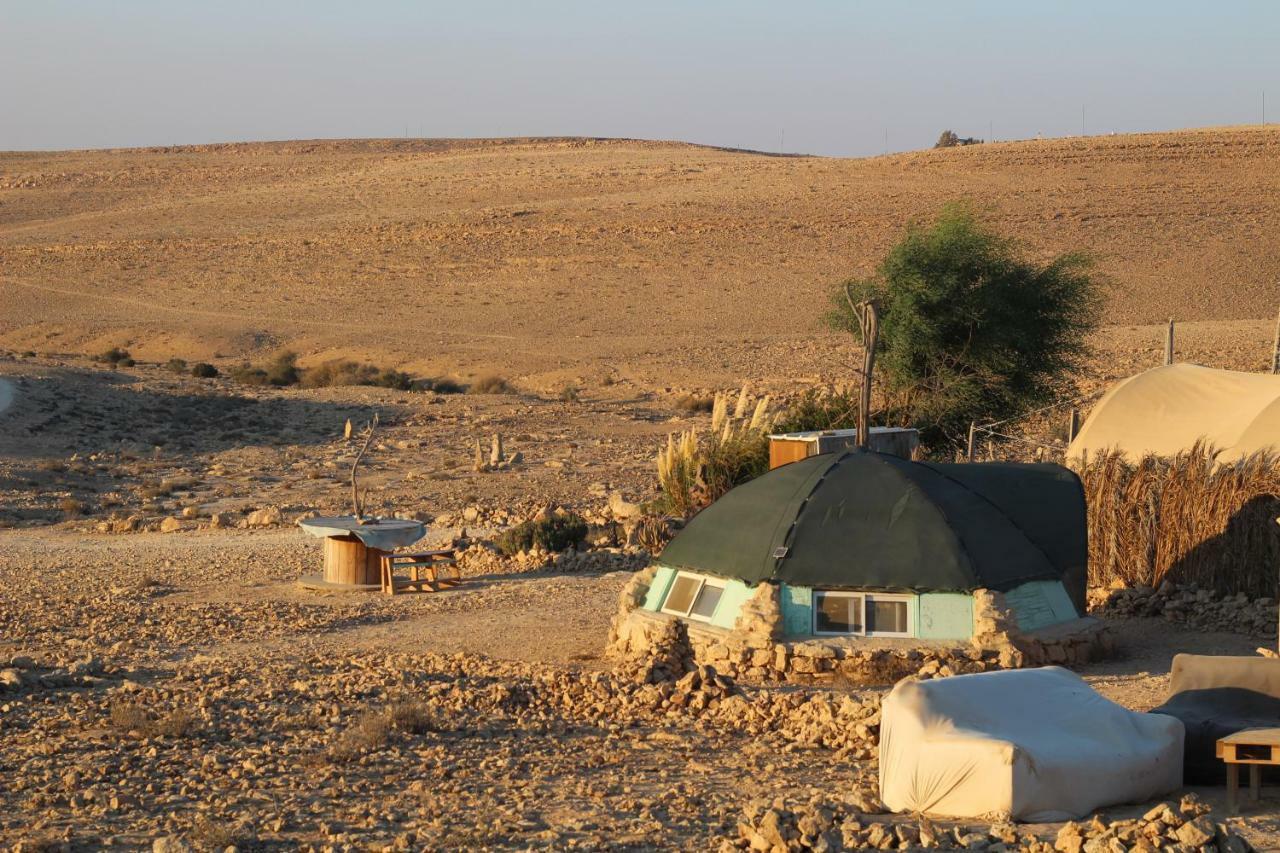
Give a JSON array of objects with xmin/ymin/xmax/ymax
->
[{"xmin": 1075, "ymin": 442, "xmax": 1280, "ymax": 597}]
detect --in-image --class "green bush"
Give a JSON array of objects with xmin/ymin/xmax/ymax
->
[
  {"xmin": 191, "ymin": 362, "xmax": 219, "ymax": 379},
  {"xmin": 828, "ymin": 203, "xmax": 1103, "ymax": 453},
  {"xmin": 494, "ymin": 513, "xmax": 589, "ymax": 556},
  {"xmin": 230, "ymin": 351, "xmax": 300, "ymax": 387},
  {"xmin": 772, "ymin": 388, "xmax": 861, "ymax": 434}
]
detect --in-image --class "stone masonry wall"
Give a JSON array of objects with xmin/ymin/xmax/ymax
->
[{"xmin": 607, "ymin": 572, "xmax": 1113, "ymax": 686}]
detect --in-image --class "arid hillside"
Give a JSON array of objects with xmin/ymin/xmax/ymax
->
[{"xmin": 2, "ymin": 128, "xmax": 1278, "ymax": 387}]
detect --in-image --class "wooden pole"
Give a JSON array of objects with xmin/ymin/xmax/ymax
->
[
  {"xmin": 1067, "ymin": 407, "xmax": 1081, "ymax": 444},
  {"xmin": 845, "ymin": 286, "xmax": 879, "ymax": 451},
  {"xmin": 349, "ymin": 413, "xmax": 378, "ymax": 521},
  {"xmin": 966, "ymin": 422, "xmax": 977, "ymax": 462},
  {"xmin": 1271, "ymin": 306, "xmax": 1279, "ymax": 374},
  {"xmin": 1165, "ymin": 318, "xmax": 1175, "ymax": 366}
]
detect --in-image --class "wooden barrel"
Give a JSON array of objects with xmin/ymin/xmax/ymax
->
[{"xmin": 322, "ymin": 535, "xmax": 384, "ymax": 586}]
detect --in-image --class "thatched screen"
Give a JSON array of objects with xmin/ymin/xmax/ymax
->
[{"xmin": 1075, "ymin": 442, "xmax": 1280, "ymax": 598}]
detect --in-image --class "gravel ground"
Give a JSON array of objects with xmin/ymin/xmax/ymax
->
[{"xmin": 2, "ymin": 527, "xmax": 1279, "ymax": 850}]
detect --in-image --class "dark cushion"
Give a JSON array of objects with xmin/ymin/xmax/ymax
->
[{"xmin": 1151, "ymin": 688, "xmax": 1280, "ymax": 784}]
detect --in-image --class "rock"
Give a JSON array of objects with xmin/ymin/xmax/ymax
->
[
  {"xmin": 160, "ymin": 517, "xmax": 181, "ymax": 533},
  {"xmin": 181, "ymin": 506, "xmax": 198, "ymax": 519},
  {"xmin": 245, "ymin": 506, "xmax": 281, "ymax": 527},
  {"xmin": 152, "ymin": 838, "xmax": 192, "ymax": 853},
  {"xmin": 208, "ymin": 513, "xmax": 226, "ymax": 529},
  {"xmin": 1174, "ymin": 816, "xmax": 1214, "ymax": 847}
]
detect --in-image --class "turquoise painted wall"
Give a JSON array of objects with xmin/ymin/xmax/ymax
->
[
  {"xmin": 918, "ymin": 593, "xmax": 973, "ymax": 639},
  {"xmin": 709, "ymin": 579, "xmax": 755, "ymax": 630},
  {"xmin": 642, "ymin": 566, "xmax": 676, "ymax": 611},
  {"xmin": 780, "ymin": 584, "xmax": 814, "ymax": 637},
  {"xmin": 1004, "ymin": 580, "xmax": 1079, "ymax": 631},
  {"xmin": 642, "ymin": 568, "xmax": 754, "ymax": 630}
]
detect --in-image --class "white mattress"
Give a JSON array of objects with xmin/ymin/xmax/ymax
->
[{"xmin": 879, "ymin": 667, "xmax": 1184, "ymax": 821}]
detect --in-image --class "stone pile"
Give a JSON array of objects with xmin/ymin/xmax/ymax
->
[
  {"xmin": 0, "ymin": 654, "xmax": 118, "ymax": 695},
  {"xmin": 725, "ymin": 793, "xmax": 1254, "ymax": 852},
  {"xmin": 1093, "ymin": 581, "xmax": 1278, "ymax": 638},
  {"xmin": 453, "ymin": 542, "xmax": 648, "ymax": 577}
]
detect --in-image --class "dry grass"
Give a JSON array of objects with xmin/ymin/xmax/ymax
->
[
  {"xmin": 327, "ymin": 712, "xmax": 392, "ymax": 762},
  {"xmin": 470, "ymin": 375, "xmax": 516, "ymax": 395},
  {"xmin": 109, "ymin": 702, "xmax": 199, "ymax": 739},
  {"xmin": 1076, "ymin": 442, "xmax": 1280, "ymax": 596}
]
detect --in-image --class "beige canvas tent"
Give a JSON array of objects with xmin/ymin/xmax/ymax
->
[{"xmin": 1068, "ymin": 363, "xmax": 1280, "ymax": 462}]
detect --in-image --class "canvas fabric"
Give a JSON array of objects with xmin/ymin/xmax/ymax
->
[
  {"xmin": 879, "ymin": 667, "xmax": 1184, "ymax": 821},
  {"xmin": 1068, "ymin": 363, "xmax": 1280, "ymax": 463},
  {"xmin": 658, "ymin": 451, "xmax": 1086, "ymax": 600}
]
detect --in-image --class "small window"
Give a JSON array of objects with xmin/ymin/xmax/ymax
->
[
  {"xmin": 689, "ymin": 582, "xmax": 724, "ymax": 620},
  {"xmin": 813, "ymin": 591, "xmax": 913, "ymax": 638},
  {"xmin": 660, "ymin": 572, "xmax": 726, "ymax": 623},
  {"xmin": 815, "ymin": 592, "xmax": 863, "ymax": 634},
  {"xmin": 662, "ymin": 575, "xmax": 700, "ymax": 615}
]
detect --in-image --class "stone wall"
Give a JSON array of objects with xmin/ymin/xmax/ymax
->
[{"xmin": 607, "ymin": 571, "xmax": 1113, "ymax": 686}]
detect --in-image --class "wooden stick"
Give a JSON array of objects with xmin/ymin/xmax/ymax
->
[
  {"xmin": 350, "ymin": 413, "xmax": 378, "ymax": 521},
  {"xmin": 966, "ymin": 421, "xmax": 977, "ymax": 462},
  {"xmin": 855, "ymin": 300, "xmax": 879, "ymax": 450},
  {"xmin": 1271, "ymin": 305, "xmax": 1279, "ymax": 374},
  {"xmin": 1067, "ymin": 407, "xmax": 1081, "ymax": 444},
  {"xmin": 1165, "ymin": 318, "xmax": 1175, "ymax": 366}
]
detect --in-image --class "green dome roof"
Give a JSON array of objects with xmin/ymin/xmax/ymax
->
[{"xmin": 659, "ymin": 450, "xmax": 1086, "ymax": 607}]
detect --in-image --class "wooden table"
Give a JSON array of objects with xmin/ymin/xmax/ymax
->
[
  {"xmin": 297, "ymin": 516, "xmax": 426, "ymax": 591},
  {"xmin": 1216, "ymin": 727, "xmax": 1280, "ymax": 813}
]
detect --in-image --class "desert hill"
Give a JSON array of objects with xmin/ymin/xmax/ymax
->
[{"xmin": 2, "ymin": 127, "xmax": 1278, "ymax": 386}]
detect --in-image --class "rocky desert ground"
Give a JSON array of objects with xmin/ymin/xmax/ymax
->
[{"xmin": 2, "ymin": 127, "xmax": 1280, "ymax": 851}]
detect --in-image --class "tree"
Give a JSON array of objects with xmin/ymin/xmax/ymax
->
[{"xmin": 827, "ymin": 204, "xmax": 1104, "ymax": 454}]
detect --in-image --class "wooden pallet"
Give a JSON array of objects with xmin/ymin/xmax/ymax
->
[
  {"xmin": 379, "ymin": 549, "xmax": 460, "ymax": 595},
  {"xmin": 1216, "ymin": 727, "xmax": 1280, "ymax": 813}
]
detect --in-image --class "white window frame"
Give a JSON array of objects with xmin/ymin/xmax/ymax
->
[
  {"xmin": 812, "ymin": 590, "xmax": 914, "ymax": 638},
  {"xmin": 660, "ymin": 571, "xmax": 727, "ymax": 623}
]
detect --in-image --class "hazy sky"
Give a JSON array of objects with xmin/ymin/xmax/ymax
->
[{"xmin": 2, "ymin": 1, "xmax": 1277, "ymax": 155}]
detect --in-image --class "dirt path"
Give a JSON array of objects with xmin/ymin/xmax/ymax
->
[{"xmin": 0, "ymin": 377, "xmax": 13, "ymax": 416}]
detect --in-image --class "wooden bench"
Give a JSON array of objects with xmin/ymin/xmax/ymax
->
[
  {"xmin": 1216, "ymin": 727, "xmax": 1280, "ymax": 813},
  {"xmin": 379, "ymin": 549, "xmax": 459, "ymax": 595}
]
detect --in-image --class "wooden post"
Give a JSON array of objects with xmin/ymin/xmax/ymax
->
[
  {"xmin": 1165, "ymin": 318, "xmax": 1175, "ymax": 365},
  {"xmin": 966, "ymin": 422, "xmax": 977, "ymax": 462},
  {"xmin": 349, "ymin": 413, "xmax": 378, "ymax": 521},
  {"xmin": 1271, "ymin": 306, "xmax": 1279, "ymax": 374},
  {"xmin": 1067, "ymin": 407, "xmax": 1081, "ymax": 444},
  {"xmin": 847, "ymin": 291, "xmax": 880, "ymax": 451}
]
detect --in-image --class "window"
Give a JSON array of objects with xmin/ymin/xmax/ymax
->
[
  {"xmin": 660, "ymin": 572, "xmax": 726, "ymax": 623},
  {"xmin": 812, "ymin": 591, "xmax": 913, "ymax": 638}
]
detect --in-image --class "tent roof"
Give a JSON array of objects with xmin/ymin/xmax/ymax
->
[
  {"xmin": 658, "ymin": 450, "xmax": 1086, "ymax": 597},
  {"xmin": 1068, "ymin": 363, "xmax": 1280, "ymax": 462}
]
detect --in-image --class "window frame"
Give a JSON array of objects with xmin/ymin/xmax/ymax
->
[
  {"xmin": 811, "ymin": 590, "xmax": 914, "ymax": 638},
  {"xmin": 660, "ymin": 571, "xmax": 727, "ymax": 623}
]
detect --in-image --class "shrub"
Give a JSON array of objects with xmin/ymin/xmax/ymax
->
[
  {"xmin": 165, "ymin": 357, "xmax": 187, "ymax": 374},
  {"xmin": 657, "ymin": 387, "xmax": 775, "ymax": 516},
  {"xmin": 301, "ymin": 359, "xmax": 414, "ymax": 391},
  {"xmin": 828, "ymin": 204, "xmax": 1103, "ymax": 454},
  {"xmin": 935, "ymin": 130, "xmax": 981, "ymax": 148},
  {"xmin": 414, "ymin": 376, "xmax": 464, "ymax": 394},
  {"xmin": 58, "ymin": 497, "xmax": 86, "ymax": 517},
  {"xmin": 388, "ymin": 701, "xmax": 440, "ymax": 734},
  {"xmin": 469, "ymin": 375, "xmax": 516, "ymax": 395},
  {"xmin": 495, "ymin": 513, "xmax": 589, "ymax": 555},
  {"xmin": 190, "ymin": 362, "xmax": 219, "ymax": 378},
  {"xmin": 95, "ymin": 347, "xmax": 134, "ymax": 367},
  {"xmin": 264, "ymin": 351, "xmax": 301, "ymax": 386},
  {"xmin": 772, "ymin": 388, "xmax": 861, "ymax": 434},
  {"xmin": 327, "ymin": 713, "xmax": 391, "ymax": 762},
  {"xmin": 559, "ymin": 384, "xmax": 580, "ymax": 402},
  {"xmin": 675, "ymin": 393, "xmax": 714, "ymax": 413}
]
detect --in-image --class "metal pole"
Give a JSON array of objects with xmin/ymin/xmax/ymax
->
[
  {"xmin": 1165, "ymin": 318, "xmax": 1175, "ymax": 366},
  {"xmin": 1067, "ymin": 407, "xmax": 1081, "ymax": 444}
]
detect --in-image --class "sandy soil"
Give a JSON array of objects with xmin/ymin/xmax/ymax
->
[{"xmin": 2, "ymin": 129, "xmax": 1279, "ymax": 390}]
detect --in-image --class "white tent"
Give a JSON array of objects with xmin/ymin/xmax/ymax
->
[
  {"xmin": 879, "ymin": 667, "xmax": 1183, "ymax": 821},
  {"xmin": 1068, "ymin": 363, "xmax": 1280, "ymax": 463}
]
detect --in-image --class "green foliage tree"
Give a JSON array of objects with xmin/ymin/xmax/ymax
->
[{"xmin": 827, "ymin": 204, "xmax": 1104, "ymax": 453}]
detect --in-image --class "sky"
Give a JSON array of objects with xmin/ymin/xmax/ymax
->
[{"xmin": 1, "ymin": 1, "xmax": 1277, "ymax": 156}]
